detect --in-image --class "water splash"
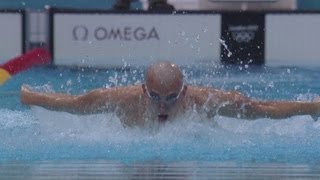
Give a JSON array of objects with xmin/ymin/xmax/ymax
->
[
  {"xmin": 219, "ymin": 39, "xmax": 232, "ymax": 57},
  {"xmin": 3, "ymin": 66, "xmax": 320, "ymax": 163},
  {"xmin": 1, "ymin": 106, "xmax": 320, "ymax": 163}
]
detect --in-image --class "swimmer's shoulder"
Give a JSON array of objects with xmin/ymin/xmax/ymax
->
[
  {"xmin": 186, "ymin": 85, "xmax": 221, "ymax": 96},
  {"xmin": 185, "ymin": 85, "xmax": 222, "ymax": 105},
  {"xmin": 186, "ymin": 85, "xmax": 248, "ymax": 104},
  {"xmin": 89, "ymin": 85, "xmax": 143, "ymax": 100},
  {"xmin": 98, "ymin": 84, "xmax": 142, "ymax": 93},
  {"xmin": 113, "ymin": 85, "xmax": 144, "ymax": 100}
]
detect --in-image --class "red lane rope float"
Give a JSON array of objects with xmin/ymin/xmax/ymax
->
[{"xmin": 0, "ymin": 48, "xmax": 51, "ymax": 85}]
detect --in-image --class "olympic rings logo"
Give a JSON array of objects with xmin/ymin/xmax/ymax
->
[
  {"xmin": 231, "ymin": 31, "xmax": 255, "ymax": 43},
  {"xmin": 228, "ymin": 25, "xmax": 258, "ymax": 43}
]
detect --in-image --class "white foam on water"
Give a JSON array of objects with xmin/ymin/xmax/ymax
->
[
  {"xmin": 1, "ymin": 97, "xmax": 320, "ymax": 162},
  {"xmin": 28, "ymin": 106, "xmax": 320, "ymax": 148}
]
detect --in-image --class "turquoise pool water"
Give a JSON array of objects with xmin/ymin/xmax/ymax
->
[{"xmin": 1, "ymin": 64, "xmax": 320, "ymax": 178}]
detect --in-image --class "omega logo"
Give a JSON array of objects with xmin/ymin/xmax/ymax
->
[{"xmin": 72, "ymin": 25, "xmax": 160, "ymax": 41}]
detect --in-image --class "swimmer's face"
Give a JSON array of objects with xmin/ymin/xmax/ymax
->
[
  {"xmin": 143, "ymin": 61, "xmax": 185, "ymax": 122},
  {"xmin": 143, "ymin": 82, "xmax": 186, "ymax": 122}
]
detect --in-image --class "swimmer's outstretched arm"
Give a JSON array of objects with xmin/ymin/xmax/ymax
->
[
  {"xmin": 213, "ymin": 90, "xmax": 320, "ymax": 120},
  {"xmin": 20, "ymin": 84, "xmax": 122, "ymax": 114},
  {"xmin": 245, "ymin": 100, "xmax": 320, "ymax": 119}
]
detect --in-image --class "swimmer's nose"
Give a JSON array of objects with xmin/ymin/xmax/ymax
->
[{"xmin": 159, "ymin": 101, "xmax": 167, "ymax": 111}]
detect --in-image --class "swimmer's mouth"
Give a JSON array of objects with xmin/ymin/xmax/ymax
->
[{"xmin": 158, "ymin": 114, "xmax": 168, "ymax": 122}]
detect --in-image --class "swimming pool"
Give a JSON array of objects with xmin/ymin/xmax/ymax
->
[{"xmin": 1, "ymin": 64, "xmax": 320, "ymax": 179}]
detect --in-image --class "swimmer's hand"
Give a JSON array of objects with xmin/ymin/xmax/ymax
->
[
  {"xmin": 311, "ymin": 97, "xmax": 320, "ymax": 122},
  {"xmin": 21, "ymin": 84, "xmax": 35, "ymax": 105}
]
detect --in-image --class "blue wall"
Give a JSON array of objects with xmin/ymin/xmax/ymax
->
[
  {"xmin": 0, "ymin": 0, "xmax": 319, "ymax": 10},
  {"xmin": 0, "ymin": 0, "xmax": 142, "ymax": 10},
  {"xmin": 297, "ymin": 0, "xmax": 320, "ymax": 10}
]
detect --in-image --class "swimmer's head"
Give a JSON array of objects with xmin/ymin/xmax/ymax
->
[
  {"xmin": 142, "ymin": 61, "xmax": 187, "ymax": 122},
  {"xmin": 145, "ymin": 60, "xmax": 183, "ymax": 92}
]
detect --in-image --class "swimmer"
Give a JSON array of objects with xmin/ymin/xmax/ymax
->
[{"xmin": 21, "ymin": 61, "xmax": 320, "ymax": 127}]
